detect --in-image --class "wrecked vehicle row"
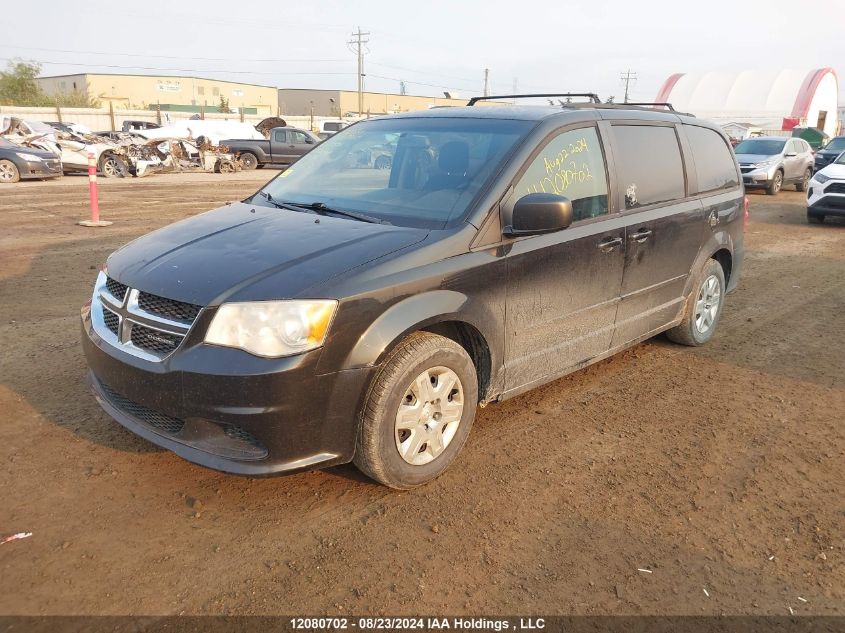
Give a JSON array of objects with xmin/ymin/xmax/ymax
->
[{"xmin": 0, "ymin": 117, "xmax": 244, "ymax": 182}]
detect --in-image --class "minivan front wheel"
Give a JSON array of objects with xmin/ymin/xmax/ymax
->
[
  {"xmin": 354, "ymin": 332, "xmax": 478, "ymax": 489},
  {"xmin": 667, "ymin": 259, "xmax": 726, "ymax": 346}
]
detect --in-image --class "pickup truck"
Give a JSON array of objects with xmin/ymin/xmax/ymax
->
[{"xmin": 221, "ymin": 126, "xmax": 320, "ymax": 170}]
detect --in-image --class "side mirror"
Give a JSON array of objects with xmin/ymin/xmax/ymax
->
[
  {"xmin": 504, "ymin": 193, "xmax": 573, "ymax": 237},
  {"xmin": 305, "ymin": 137, "xmax": 315, "ymax": 145}
]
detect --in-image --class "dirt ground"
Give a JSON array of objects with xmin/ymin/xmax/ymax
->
[{"xmin": 0, "ymin": 172, "xmax": 842, "ymax": 617}]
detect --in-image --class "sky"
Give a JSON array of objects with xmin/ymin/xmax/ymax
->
[{"xmin": 1, "ymin": 0, "xmax": 843, "ymax": 102}]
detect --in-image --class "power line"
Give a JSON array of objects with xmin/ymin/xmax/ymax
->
[
  {"xmin": 0, "ymin": 58, "xmax": 351, "ymax": 78},
  {"xmin": 0, "ymin": 45, "xmax": 346, "ymax": 64}
]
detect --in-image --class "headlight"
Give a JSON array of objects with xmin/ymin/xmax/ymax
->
[
  {"xmin": 813, "ymin": 172, "xmax": 831, "ymax": 184},
  {"xmin": 204, "ymin": 300, "xmax": 337, "ymax": 358},
  {"xmin": 16, "ymin": 153, "xmax": 43, "ymax": 162}
]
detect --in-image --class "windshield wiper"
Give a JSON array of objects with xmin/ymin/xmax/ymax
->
[
  {"xmin": 255, "ymin": 191, "xmax": 303, "ymax": 213},
  {"xmin": 282, "ymin": 201, "xmax": 391, "ymax": 225}
]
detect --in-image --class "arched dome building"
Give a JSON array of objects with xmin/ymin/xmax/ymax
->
[{"xmin": 656, "ymin": 68, "xmax": 839, "ymax": 137}]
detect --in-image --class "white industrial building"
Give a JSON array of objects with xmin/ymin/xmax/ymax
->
[{"xmin": 656, "ymin": 68, "xmax": 840, "ymax": 138}]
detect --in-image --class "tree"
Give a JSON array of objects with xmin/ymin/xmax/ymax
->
[
  {"xmin": 0, "ymin": 60, "xmax": 45, "ymax": 106},
  {"xmin": 605, "ymin": 96, "xmax": 616, "ymax": 104},
  {"xmin": 0, "ymin": 59, "xmax": 100, "ymax": 107},
  {"xmin": 218, "ymin": 96, "xmax": 232, "ymax": 113}
]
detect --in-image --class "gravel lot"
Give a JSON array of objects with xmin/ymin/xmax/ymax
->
[{"xmin": 0, "ymin": 172, "xmax": 842, "ymax": 616}]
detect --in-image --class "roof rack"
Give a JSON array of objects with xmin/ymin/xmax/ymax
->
[
  {"xmin": 621, "ymin": 102, "xmax": 676, "ymax": 111},
  {"xmin": 467, "ymin": 93, "xmax": 601, "ymax": 106}
]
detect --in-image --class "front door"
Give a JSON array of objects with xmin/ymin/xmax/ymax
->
[
  {"xmin": 286, "ymin": 130, "xmax": 315, "ymax": 163},
  {"xmin": 608, "ymin": 123, "xmax": 706, "ymax": 345},
  {"xmin": 503, "ymin": 125, "xmax": 625, "ymax": 393}
]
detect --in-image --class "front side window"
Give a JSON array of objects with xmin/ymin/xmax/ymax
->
[
  {"xmin": 289, "ymin": 131, "xmax": 309, "ymax": 144},
  {"xmin": 513, "ymin": 126, "xmax": 608, "ymax": 221},
  {"xmin": 258, "ymin": 117, "xmax": 532, "ymax": 229},
  {"xmin": 685, "ymin": 125, "xmax": 739, "ymax": 194},
  {"xmin": 613, "ymin": 125, "xmax": 685, "ymax": 208}
]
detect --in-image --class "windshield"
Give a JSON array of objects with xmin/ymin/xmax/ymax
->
[
  {"xmin": 734, "ymin": 139, "xmax": 785, "ymax": 155},
  {"xmin": 823, "ymin": 138, "xmax": 845, "ymax": 152},
  {"xmin": 836, "ymin": 152, "xmax": 845, "ymax": 165},
  {"xmin": 257, "ymin": 117, "xmax": 532, "ymax": 228}
]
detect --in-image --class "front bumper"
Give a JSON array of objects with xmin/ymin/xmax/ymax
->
[
  {"xmin": 81, "ymin": 301, "xmax": 374, "ymax": 475},
  {"xmin": 807, "ymin": 197, "xmax": 845, "ymax": 218},
  {"xmin": 20, "ymin": 158, "xmax": 62, "ymax": 180},
  {"xmin": 740, "ymin": 165, "xmax": 776, "ymax": 187},
  {"xmin": 807, "ymin": 180, "xmax": 845, "ymax": 218}
]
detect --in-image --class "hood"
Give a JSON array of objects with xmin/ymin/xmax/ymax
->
[
  {"xmin": 816, "ymin": 149, "xmax": 842, "ymax": 158},
  {"xmin": 106, "ymin": 202, "xmax": 429, "ymax": 305},
  {"xmin": 816, "ymin": 162, "xmax": 845, "ymax": 181},
  {"xmin": 735, "ymin": 153, "xmax": 779, "ymax": 164},
  {"xmin": 0, "ymin": 145, "xmax": 57, "ymax": 160}
]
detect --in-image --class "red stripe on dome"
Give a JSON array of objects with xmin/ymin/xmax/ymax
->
[
  {"xmin": 655, "ymin": 73, "xmax": 685, "ymax": 103},
  {"xmin": 791, "ymin": 68, "xmax": 838, "ymax": 118}
]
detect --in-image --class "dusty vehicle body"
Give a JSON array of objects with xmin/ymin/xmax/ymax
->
[{"xmin": 82, "ymin": 99, "xmax": 746, "ymax": 488}]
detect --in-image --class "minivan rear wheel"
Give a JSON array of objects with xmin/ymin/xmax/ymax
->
[
  {"xmin": 354, "ymin": 332, "xmax": 477, "ymax": 489},
  {"xmin": 666, "ymin": 259, "xmax": 726, "ymax": 346}
]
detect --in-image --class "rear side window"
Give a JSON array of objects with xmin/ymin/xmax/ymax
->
[
  {"xmin": 273, "ymin": 129, "xmax": 287, "ymax": 142},
  {"xmin": 613, "ymin": 125, "xmax": 685, "ymax": 208},
  {"xmin": 685, "ymin": 125, "xmax": 740, "ymax": 194},
  {"xmin": 514, "ymin": 126, "xmax": 608, "ymax": 222}
]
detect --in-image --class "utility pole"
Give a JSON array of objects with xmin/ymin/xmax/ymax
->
[
  {"xmin": 511, "ymin": 77, "xmax": 518, "ymax": 104},
  {"xmin": 620, "ymin": 69, "xmax": 637, "ymax": 104},
  {"xmin": 483, "ymin": 68, "xmax": 490, "ymax": 97},
  {"xmin": 400, "ymin": 80, "xmax": 407, "ymax": 95},
  {"xmin": 348, "ymin": 27, "xmax": 370, "ymax": 116}
]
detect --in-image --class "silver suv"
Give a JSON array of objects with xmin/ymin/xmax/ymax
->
[{"xmin": 734, "ymin": 136, "xmax": 814, "ymax": 195}]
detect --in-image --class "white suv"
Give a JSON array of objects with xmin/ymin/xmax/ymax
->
[{"xmin": 807, "ymin": 150, "xmax": 845, "ymax": 224}]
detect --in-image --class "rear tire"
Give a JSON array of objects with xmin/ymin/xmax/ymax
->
[
  {"xmin": 354, "ymin": 332, "xmax": 477, "ymax": 489},
  {"xmin": 795, "ymin": 168, "xmax": 811, "ymax": 192},
  {"xmin": 238, "ymin": 152, "xmax": 258, "ymax": 170},
  {"xmin": 666, "ymin": 259, "xmax": 726, "ymax": 347},
  {"xmin": 0, "ymin": 159, "xmax": 21, "ymax": 183},
  {"xmin": 766, "ymin": 170, "xmax": 783, "ymax": 195}
]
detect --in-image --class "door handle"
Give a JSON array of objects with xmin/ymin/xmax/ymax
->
[
  {"xmin": 597, "ymin": 236, "xmax": 624, "ymax": 252},
  {"xmin": 629, "ymin": 228, "xmax": 652, "ymax": 243}
]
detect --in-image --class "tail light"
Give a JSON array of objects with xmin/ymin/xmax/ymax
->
[{"xmin": 743, "ymin": 195, "xmax": 749, "ymax": 228}]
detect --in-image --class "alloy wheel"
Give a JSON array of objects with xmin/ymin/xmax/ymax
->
[
  {"xmin": 694, "ymin": 274, "xmax": 722, "ymax": 335},
  {"xmin": 0, "ymin": 162, "xmax": 16, "ymax": 182},
  {"xmin": 395, "ymin": 366, "xmax": 464, "ymax": 466}
]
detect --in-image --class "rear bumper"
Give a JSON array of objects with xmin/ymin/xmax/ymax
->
[{"xmin": 81, "ymin": 302, "xmax": 374, "ymax": 475}]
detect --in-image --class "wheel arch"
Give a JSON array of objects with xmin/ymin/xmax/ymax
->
[{"xmin": 339, "ymin": 290, "xmax": 498, "ymax": 403}]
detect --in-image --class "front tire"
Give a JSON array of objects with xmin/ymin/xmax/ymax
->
[
  {"xmin": 0, "ymin": 159, "xmax": 21, "ymax": 183},
  {"xmin": 795, "ymin": 168, "xmax": 811, "ymax": 192},
  {"xmin": 666, "ymin": 259, "xmax": 726, "ymax": 347},
  {"xmin": 99, "ymin": 154, "xmax": 126, "ymax": 178},
  {"xmin": 354, "ymin": 332, "xmax": 478, "ymax": 489},
  {"xmin": 808, "ymin": 213, "xmax": 825, "ymax": 224},
  {"xmin": 766, "ymin": 170, "xmax": 783, "ymax": 195}
]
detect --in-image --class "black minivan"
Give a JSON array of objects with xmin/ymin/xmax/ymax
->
[{"xmin": 82, "ymin": 96, "xmax": 745, "ymax": 488}]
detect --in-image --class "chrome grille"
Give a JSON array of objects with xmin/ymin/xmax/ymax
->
[
  {"xmin": 138, "ymin": 292, "xmax": 201, "ymax": 323},
  {"xmin": 130, "ymin": 325, "xmax": 182, "ymax": 354},
  {"xmin": 92, "ymin": 273, "xmax": 202, "ymax": 362},
  {"xmin": 105, "ymin": 277, "xmax": 128, "ymax": 302},
  {"xmin": 102, "ymin": 306, "xmax": 119, "ymax": 335}
]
